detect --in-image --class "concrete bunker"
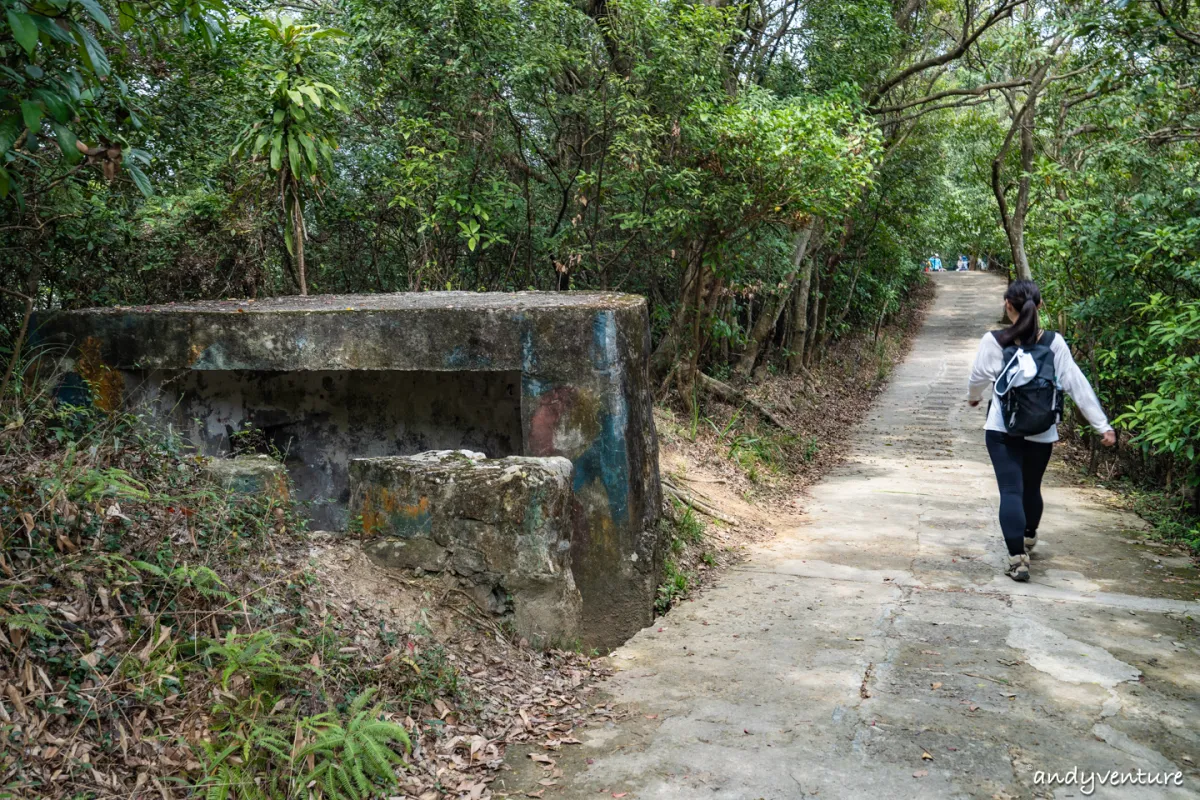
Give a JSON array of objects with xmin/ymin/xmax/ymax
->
[{"xmin": 37, "ymin": 292, "xmax": 662, "ymax": 650}]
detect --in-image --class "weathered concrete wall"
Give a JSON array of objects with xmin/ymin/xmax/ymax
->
[
  {"xmin": 350, "ymin": 451, "xmax": 581, "ymax": 649},
  {"xmin": 133, "ymin": 369, "xmax": 521, "ymax": 528},
  {"xmin": 35, "ymin": 291, "xmax": 662, "ymax": 650}
]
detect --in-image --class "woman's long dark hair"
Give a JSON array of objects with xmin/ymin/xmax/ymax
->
[{"xmin": 995, "ymin": 279, "xmax": 1041, "ymax": 347}]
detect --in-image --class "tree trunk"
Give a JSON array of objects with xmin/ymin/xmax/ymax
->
[
  {"xmin": 989, "ymin": 53, "xmax": 1062, "ymax": 283},
  {"xmin": 650, "ymin": 244, "xmax": 704, "ymax": 379},
  {"xmin": 811, "ymin": 275, "xmax": 831, "ymax": 367},
  {"xmin": 0, "ymin": 264, "xmax": 40, "ymax": 406},
  {"xmin": 293, "ymin": 190, "xmax": 308, "ymax": 296},
  {"xmin": 832, "ymin": 253, "xmax": 866, "ymax": 333},
  {"xmin": 719, "ymin": 296, "xmax": 732, "ymax": 365},
  {"xmin": 806, "ymin": 216, "xmax": 853, "ymax": 366},
  {"xmin": 787, "ymin": 252, "xmax": 815, "ymax": 373},
  {"xmin": 803, "ymin": 268, "xmax": 821, "ymax": 367},
  {"xmin": 697, "ymin": 372, "xmax": 789, "ymax": 430},
  {"xmin": 735, "ymin": 218, "xmax": 818, "ymax": 377}
]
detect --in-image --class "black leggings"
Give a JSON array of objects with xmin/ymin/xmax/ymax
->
[{"xmin": 984, "ymin": 430, "xmax": 1053, "ymax": 556}]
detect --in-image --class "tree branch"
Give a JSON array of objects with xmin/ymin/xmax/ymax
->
[
  {"xmin": 870, "ymin": 0, "xmax": 1028, "ymax": 103},
  {"xmin": 870, "ymin": 78, "xmax": 1032, "ymax": 115}
]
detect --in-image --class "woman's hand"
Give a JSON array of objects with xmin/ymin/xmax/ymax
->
[{"xmin": 1101, "ymin": 430, "xmax": 1117, "ymax": 447}]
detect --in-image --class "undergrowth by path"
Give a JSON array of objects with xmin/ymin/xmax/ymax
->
[
  {"xmin": 0, "ymin": 393, "xmax": 607, "ymax": 800},
  {"xmin": 650, "ymin": 280, "xmax": 936, "ymax": 613},
  {"xmin": 1058, "ymin": 438, "xmax": 1200, "ymax": 556}
]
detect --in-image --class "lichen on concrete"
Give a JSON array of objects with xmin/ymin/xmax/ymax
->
[{"xmin": 350, "ymin": 451, "xmax": 581, "ymax": 649}]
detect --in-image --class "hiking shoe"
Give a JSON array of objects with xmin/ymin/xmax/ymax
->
[
  {"xmin": 1006, "ymin": 554, "xmax": 1030, "ymax": 582},
  {"xmin": 1024, "ymin": 532, "xmax": 1038, "ymax": 553}
]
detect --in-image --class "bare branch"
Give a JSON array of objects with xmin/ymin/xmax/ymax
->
[
  {"xmin": 1152, "ymin": 0, "xmax": 1200, "ymax": 47},
  {"xmin": 886, "ymin": 95, "xmax": 993, "ymax": 126},
  {"xmin": 870, "ymin": 0, "xmax": 1029, "ymax": 104},
  {"xmin": 870, "ymin": 78, "xmax": 1032, "ymax": 115}
]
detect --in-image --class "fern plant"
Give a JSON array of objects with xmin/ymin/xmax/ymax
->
[
  {"xmin": 298, "ymin": 688, "xmax": 411, "ymax": 800},
  {"xmin": 198, "ymin": 721, "xmax": 292, "ymax": 800},
  {"xmin": 202, "ymin": 630, "xmax": 307, "ymax": 692},
  {"xmin": 132, "ymin": 561, "xmax": 235, "ymax": 602}
]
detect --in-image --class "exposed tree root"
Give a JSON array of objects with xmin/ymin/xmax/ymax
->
[
  {"xmin": 662, "ymin": 476, "xmax": 738, "ymax": 525},
  {"xmin": 697, "ymin": 372, "xmax": 791, "ymax": 431}
]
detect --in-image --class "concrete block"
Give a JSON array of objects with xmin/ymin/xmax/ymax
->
[
  {"xmin": 350, "ymin": 451, "xmax": 581, "ymax": 649},
  {"xmin": 202, "ymin": 455, "xmax": 288, "ymax": 500}
]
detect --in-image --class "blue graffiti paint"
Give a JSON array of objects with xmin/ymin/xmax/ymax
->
[
  {"xmin": 519, "ymin": 317, "xmax": 550, "ymax": 399},
  {"xmin": 570, "ymin": 404, "xmax": 630, "ymax": 527},
  {"xmin": 590, "ymin": 312, "xmax": 613, "ymax": 370},
  {"xmin": 444, "ymin": 345, "xmax": 495, "ymax": 370},
  {"xmin": 54, "ymin": 373, "xmax": 91, "ymax": 408},
  {"xmin": 389, "ymin": 507, "xmax": 433, "ymax": 538},
  {"xmin": 191, "ymin": 343, "xmax": 229, "ymax": 370},
  {"xmin": 571, "ymin": 311, "xmax": 630, "ymax": 525},
  {"xmin": 446, "ymin": 345, "xmax": 469, "ymax": 368},
  {"xmin": 519, "ymin": 309, "xmax": 630, "ymax": 527}
]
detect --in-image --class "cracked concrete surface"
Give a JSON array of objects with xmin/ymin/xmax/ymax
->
[{"xmin": 496, "ymin": 273, "xmax": 1200, "ymax": 800}]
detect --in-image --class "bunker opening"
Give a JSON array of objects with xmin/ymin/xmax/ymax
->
[{"xmin": 133, "ymin": 368, "xmax": 523, "ymax": 529}]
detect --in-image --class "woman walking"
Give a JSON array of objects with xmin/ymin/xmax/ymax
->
[{"xmin": 967, "ymin": 280, "xmax": 1116, "ymax": 581}]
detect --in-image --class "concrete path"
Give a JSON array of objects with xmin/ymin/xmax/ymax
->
[{"xmin": 498, "ymin": 273, "xmax": 1200, "ymax": 800}]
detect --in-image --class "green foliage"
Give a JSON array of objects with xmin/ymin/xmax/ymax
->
[
  {"xmin": 673, "ymin": 503, "xmax": 705, "ymax": 546},
  {"xmin": 133, "ymin": 560, "xmax": 235, "ymax": 601},
  {"xmin": 1126, "ymin": 485, "xmax": 1200, "ymax": 554},
  {"xmin": 655, "ymin": 503, "xmax": 712, "ymax": 613},
  {"xmin": 0, "ymin": 385, "xmax": 419, "ymax": 798},
  {"xmin": 0, "ymin": 0, "xmax": 226, "ymax": 202},
  {"xmin": 655, "ymin": 556, "xmax": 691, "ymax": 615},
  {"xmin": 1112, "ymin": 296, "xmax": 1200, "ymax": 482},
  {"xmin": 203, "ymin": 629, "xmax": 307, "ymax": 691},
  {"xmin": 230, "ymin": 18, "xmax": 348, "ymax": 268},
  {"xmin": 299, "ymin": 689, "xmax": 412, "ymax": 800},
  {"xmin": 0, "ymin": 608, "xmax": 55, "ymax": 639},
  {"xmin": 199, "ymin": 690, "xmax": 410, "ymax": 800}
]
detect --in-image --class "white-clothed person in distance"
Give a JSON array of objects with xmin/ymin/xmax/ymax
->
[{"xmin": 966, "ymin": 279, "xmax": 1115, "ymax": 583}]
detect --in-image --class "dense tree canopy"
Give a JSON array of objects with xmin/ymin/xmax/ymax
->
[{"xmin": 2, "ymin": 0, "xmax": 1198, "ymax": 502}]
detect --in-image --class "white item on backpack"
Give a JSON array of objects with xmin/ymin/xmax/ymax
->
[{"xmin": 994, "ymin": 349, "xmax": 1037, "ymax": 397}]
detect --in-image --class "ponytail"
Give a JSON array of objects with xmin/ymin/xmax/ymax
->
[{"xmin": 995, "ymin": 279, "xmax": 1041, "ymax": 348}]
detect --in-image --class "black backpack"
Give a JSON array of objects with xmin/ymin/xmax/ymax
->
[{"xmin": 992, "ymin": 331, "xmax": 1064, "ymax": 437}]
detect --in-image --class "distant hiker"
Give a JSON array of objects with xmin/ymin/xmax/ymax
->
[
  {"xmin": 929, "ymin": 255, "xmax": 943, "ymax": 272},
  {"xmin": 967, "ymin": 280, "xmax": 1116, "ymax": 581},
  {"xmin": 957, "ymin": 255, "xmax": 969, "ymax": 271}
]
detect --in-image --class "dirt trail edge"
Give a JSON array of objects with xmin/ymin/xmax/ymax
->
[{"xmin": 496, "ymin": 272, "xmax": 1200, "ymax": 800}]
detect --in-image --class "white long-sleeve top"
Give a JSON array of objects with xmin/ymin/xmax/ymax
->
[{"xmin": 967, "ymin": 332, "xmax": 1112, "ymax": 443}]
